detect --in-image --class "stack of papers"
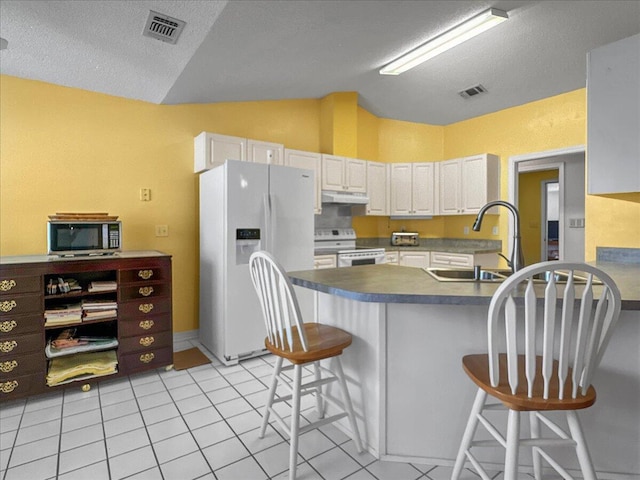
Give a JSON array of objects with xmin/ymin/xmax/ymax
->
[
  {"xmin": 44, "ymin": 303, "xmax": 82, "ymax": 326},
  {"xmin": 88, "ymin": 281, "xmax": 117, "ymax": 293},
  {"xmin": 82, "ymin": 299, "xmax": 117, "ymax": 321}
]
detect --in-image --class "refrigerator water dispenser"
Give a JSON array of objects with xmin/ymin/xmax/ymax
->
[{"xmin": 236, "ymin": 228, "xmax": 261, "ymax": 265}]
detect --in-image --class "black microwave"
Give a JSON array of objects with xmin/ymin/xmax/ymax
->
[{"xmin": 47, "ymin": 221, "xmax": 122, "ymax": 256}]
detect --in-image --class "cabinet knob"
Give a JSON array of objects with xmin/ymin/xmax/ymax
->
[
  {"xmin": 0, "ymin": 320, "xmax": 17, "ymax": 333},
  {"xmin": 0, "ymin": 280, "xmax": 16, "ymax": 292},
  {"xmin": 0, "ymin": 341, "xmax": 17, "ymax": 353},
  {"xmin": 138, "ymin": 270, "xmax": 154, "ymax": 280},
  {"xmin": 139, "ymin": 320, "xmax": 155, "ymax": 330},
  {"xmin": 138, "ymin": 303, "xmax": 154, "ymax": 314},
  {"xmin": 139, "ymin": 353, "xmax": 155, "ymax": 364},
  {"xmin": 139, "ymin": 336, "xmax": 155, "ymax": 347},
  {"xmin": 0, "ymin": 360, "xmax": 18, "ymax": 373},
  {"xmin": 0, "ymin": 380, "xmax": 18, "ymax": 394},
  {"xmin": 138, "ymin": 286, "xmax": 154, "ymax": 297},
  {"xmin": 0, "ymin": 301, "xmax": 17, "ymax": 313}
]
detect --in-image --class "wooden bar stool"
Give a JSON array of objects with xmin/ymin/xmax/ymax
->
[
  {"xmin": 452, "ymin": 261, "xmax": 621, "ymax": 480},
  {"xmin": 249, "ymin": 251, "xmax": 363, "ymax": 480}
]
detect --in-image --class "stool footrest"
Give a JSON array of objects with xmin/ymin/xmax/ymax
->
[{"xmin": 299, "ymin": 412, "xmax": 348, "ymax": 435}]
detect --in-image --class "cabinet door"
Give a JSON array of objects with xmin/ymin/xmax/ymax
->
[
  {"xmin": 322, "ymin": 155, "xmax": 346, "ymax": 190},
  {"xmin": 284, "ymin": 149, "xmax": 322, "ymax": 214},
  {"xmin": 439, "ymin": 159, "xmax": 461, "ymax": 215},
  {"xmin": 365, "ymin": 161, "xmax": 388, "ymax": 215},
  {"xmin": 399, "ymin": 251, "xmax": 430, "ymax": 268},
  {"xmin": 248, "ymin": 140, "xmax": 284, "ymax": 165},
  {"xmin": 412, "ymin": 163, "xmax": 435, "ymax": 215},
  {"xmin": 194, "ymin": 132, "xmax": 246, "ymax": 173},
  {"xmin": 460, "ymin": 155, "xmax": 499, "ymax": 213},
  {"xmin": 345, "ymin": 159, "xmax": 367, "ymax": 192},
  {"xmin": 384, "ymin": 251, "xmax": 399, "ymax": 264},
  {"xmin": 390, "ymin": 163, "xmax": 413, "ymax": 215}
]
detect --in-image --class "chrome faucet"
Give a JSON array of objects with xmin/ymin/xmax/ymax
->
[{"xmin": 472, "ymin": 200, "xmax": 525, "ymax": 273}]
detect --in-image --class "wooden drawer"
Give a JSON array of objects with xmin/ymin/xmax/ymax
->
[
  {"xmin": 0, "ymin": 351, "xmax": 45, "ymax": 380},
  {"xmin": 0, "ymin": 372, "xmax": 44, "ymax": 400},
  {"xmin": 0, "ymin": 275, "xmax": 41, "ymax": 296},
  {"xmin": 120, "ymin": 346, "xmax": 173, "ymax": 374},
  {"xmin": 119, "ymin": 330, "xmax": 172, "ymax": 353},
  {"xmin": 119, "ymin": 314, "xmax": 171, "ymax": 338},
  {"xmin": 119, "ymin": 267, "xmax": 170, "ymax": 284},
  {"xmin": 0, "ymin": 332, "xmax": 43, "ymax": 358},
  {"xmin": 0, "ymin": 293, "xmax": 42, "ymax": 317},
  {"xmin": 0, "ymin": 313, "xmax": 43, "ymax": 337},
  {"xmin": 119, "ymin": 297, "xmax": 171, "ymax": 319},
  {"xmin": 119, "ymin": 283, "xmax": 170, "ymax": 301}
]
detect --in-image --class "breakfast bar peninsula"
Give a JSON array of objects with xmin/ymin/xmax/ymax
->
[{"xmin": 288, "ymin": 263, "xmax": 640, "ymax": 478}]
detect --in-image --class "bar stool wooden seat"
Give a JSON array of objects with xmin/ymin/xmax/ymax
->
[
  {"xmin": 452, "ymin": 261, "xmax": 621, "ymax": 480},
  {"xmin": 249, "ymin": 251, "xmax": 362, "ymax": 480}
]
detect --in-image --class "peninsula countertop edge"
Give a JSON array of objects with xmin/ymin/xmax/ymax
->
[{"xmin": 288, "ymin": 262, "xmax": 640, "ymax": 310}]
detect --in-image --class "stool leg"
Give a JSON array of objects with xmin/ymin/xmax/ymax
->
[
  {"xmin": 452, "ymin": 388, "xmax": 487, "ymax": 479},
  {"xmin": 261, "ymin": 356, "xmax": 283, "ymax": 438},
  {"xmin": 504, "ymin": 409, "xmax": 521, "ymax": 480},
  {"xmin": 334, "ymin": 357, "xmax": 363, "ymax": 453},
  {"xmin": 313, "ymin": 361, "xmax": 325, "ymax": 419},
  {"xmin": 288, "ymin": 364, "xmax": 303, "ymax": 480},
  {"xmin": 566, "ymin": 411, "xmax": 596, "ymax": 480},
  {"xmin": 529, "ymin": 411, "xmax": 542, "ymax": 480}
]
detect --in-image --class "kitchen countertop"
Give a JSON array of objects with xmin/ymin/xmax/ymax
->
[{"xmin": 289, "ymin": 261, "xmax": 640, "ymax": 310}]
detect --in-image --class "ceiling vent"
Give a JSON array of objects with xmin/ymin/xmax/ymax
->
[
  {"xmin": 458, "ymin": 84, "xmax": 488, "ymax": 99},
  {"xmin": 143, "ymin": 11, "xmax": 186, "ymax": 45}
]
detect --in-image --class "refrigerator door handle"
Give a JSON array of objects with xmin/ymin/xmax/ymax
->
[{"xmin": 263, "ymin": 193, "xmax": 271, "ymax": 252}]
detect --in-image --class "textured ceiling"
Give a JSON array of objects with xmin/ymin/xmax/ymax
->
[{"xmin": 1, "ymin": 0, "xmax": 639, "ymax": 125}]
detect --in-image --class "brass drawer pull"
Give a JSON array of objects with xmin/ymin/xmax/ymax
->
[
  {"xmin": 139, "ymin": 320, "xmax": 155, "ymax": 330},
  {"xmin": 0, "ymin": 301, "xmax": 17, "ymax": 313},
  {"xmin": 139, "ymin": 336, "xmax": 155, "ymax": 347},
  {"xmin": 0, "ymin": 360, "xmax": 18, "ymax": 373},
  {"xmin": 138, "ymin": 286, "xmax": 154, "ymax": 297},
  {"xmin": 138, "ymin": 270, "xmax": 154, "ymax": 280},
  {"xmin": 0, "ymin": 341, "xmax": 17, "ymax": 353},
  {"xmin": 139, "ymin": 353, "xmax": 155, "ymax": 364},
  {"xmin": 0, "ymin": 320, "xmax": 17, "ymax": 333},
  {"xmin": 138, "ymin": 303, "xmax": 154, "ymax": 314},
  {"xmin": 0, "ymin": 380, "xmax": 18, "ymax": 394},
  {"xmin": 0, "ymin": 280, "xmax": 17, "ymax": 292}
]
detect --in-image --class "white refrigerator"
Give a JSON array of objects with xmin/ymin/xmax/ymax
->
[{"xmin": 199, "ymin": 159, "xmax": 314, "ymax": 365}]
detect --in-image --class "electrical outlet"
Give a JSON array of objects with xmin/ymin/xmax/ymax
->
[
  {"xmin": 492, "ymin": 226, "xmax": 499, "ymax": 235},
  {"xmin": 463, "ymin": 226, "xmax": 469, "ymax": 235},
  {"xmin": 140, "ymin": 188, "xmax": 151, "ymax": 201},
  {"xmin": 155, "ymin": 225, "xmax": 169, "ymax": 237}
]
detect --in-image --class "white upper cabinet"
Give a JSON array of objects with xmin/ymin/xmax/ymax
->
[
  {"xmin": 321, "ymin": 155, "xmax": 366, "ymax": 192},
  {"xmin": 194, "ymin": 132, "xmax": 246, "ymax": 172},
  {"xmin": 587, "ymin": 34, "xmax": 640, "ymax": 194},
  {"xmin": 284, "ymin": 149, "xmax": 322, "ymax": 214},
  {"xmin": 438, "ymin": 154, "xmax": 500, "ymax": 215},
  {"xmin": 363, "ymin": 161, "xmax": 389, "ymax": 215},
  {"xmin": 390, "ymin": 163, "xmax": 435, "ymax": 216},
  {"xmin": 247, "ymin": 140, "xmax": 284, "ymax": 165}
]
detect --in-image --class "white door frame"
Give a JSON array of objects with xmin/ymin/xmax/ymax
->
[{"xmin": 508, "ymin": 145, "xmax": 585, "ymax": 262}]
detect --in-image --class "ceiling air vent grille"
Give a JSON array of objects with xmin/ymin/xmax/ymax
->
[
  {"xmin": 143, "ymin": 11, "xmax": 186, "ymax": 44},
  {"xmin": 458, "ymin": 84, "xmax": 488, "ymax": 99}
]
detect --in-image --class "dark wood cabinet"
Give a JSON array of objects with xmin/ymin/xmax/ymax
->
[{"xmin": 0, "ymin": 251, "xmax": 172, "ymax": 402}]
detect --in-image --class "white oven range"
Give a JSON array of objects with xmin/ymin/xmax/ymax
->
[{"xmin": 314, "ymin": 228, "xmax": 385, "ymax": 267}]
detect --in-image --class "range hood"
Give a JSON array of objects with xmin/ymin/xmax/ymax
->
[{"xmin": 321, "ymin": 190, "xmax": 369, "ymax": 205}]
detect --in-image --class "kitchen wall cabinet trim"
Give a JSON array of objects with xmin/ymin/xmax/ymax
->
[
  {"xmin": 0, "ymin": 252, "xmax": 172, "ymax": 401},
  {"xmin": 321, "ymin": 155, "xmax": 366, "ymax": 193},
  {"xmin": 587, "ymin": 33, "xmax": 640, "ymax": 194},
  {"xmin": 284, "ymin": 149, "xmax": 322, "ymax": 214}
]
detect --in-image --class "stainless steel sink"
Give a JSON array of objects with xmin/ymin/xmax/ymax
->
[{"xmin": 424, "ymin": 267, "xmax": 601, "ymax": 284}]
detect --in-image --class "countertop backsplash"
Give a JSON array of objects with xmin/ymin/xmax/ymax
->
[{"xmin": 597, "ymin": 247, "xmax": 640, "ymax": 264}]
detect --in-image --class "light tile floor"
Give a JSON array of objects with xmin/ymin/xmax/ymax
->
[{"xmin": 0, "ymin": 340, "xmax": 506, "ymax": 480}]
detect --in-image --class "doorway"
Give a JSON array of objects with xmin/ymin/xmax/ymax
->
[
  {"xmin": 543, "ymin": 180, "xmax": 560, "ymax": 261},
  {"xmin": 508, "ymin": 146, "xmax": 586, "ymax": 263}
]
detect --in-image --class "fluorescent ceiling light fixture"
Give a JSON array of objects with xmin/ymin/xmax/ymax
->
[{"xmin": 380, "ymin": 8, "xmax": 508, "ymax": 75}]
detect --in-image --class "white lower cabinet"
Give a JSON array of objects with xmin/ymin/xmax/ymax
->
[
  {"xmin": 314, "ymin": 254, "xmax": 337, "ymax": 269},
  {"xmin": 398, "ymin": 251, "xmax": 430, "ymax": 268},
  {"xmin": 384, "ymin": 251, "xmax": 399, "ymax": 264}
]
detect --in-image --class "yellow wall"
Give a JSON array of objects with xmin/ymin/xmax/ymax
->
[
  {"xmin": 0, "ymin": 75, "xmax": 321, "ymax": 333},
  {"xmin": 519, "ymin": 170, "xmax": 559, "ymax": 263}
]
